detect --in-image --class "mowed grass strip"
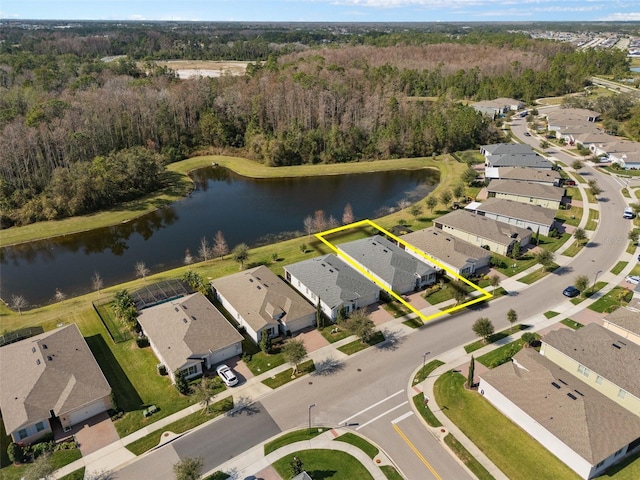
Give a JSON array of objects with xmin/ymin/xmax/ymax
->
[
  {"xmin": 125, "ymin": 397, "xmax": 233, "ymax": 455},
  {"xmin": 262, "ymin": 360, "xmax": 315, "ymax": 389},
  {"xmin": 338, "ymin": 331, "xmax": 385, "ymax": 355},
  {"xmin": 434, "ymin": 371, "xmax": 580, "ymax": 480},
  {"xmin": 380, "ymin": 465, "xmax": 404, "ymax": 480},
  {"xmin": 272, "ymin": 450, "xmax": 373, "ymax": 480},
  {"xmin": 264, "ymin": 428, "xmax": 326, "ymax": 455},
  {"xmin": 334, "ymin": 432, "xmax": 379, "ymax": 459},
  {"xmin": 444, "ymin": 433, "xmax": 495, "ymax": 480}
]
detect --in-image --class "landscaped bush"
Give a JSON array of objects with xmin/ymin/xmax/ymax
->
[
  {"xmin": 7, "ymin": 442, "xmax": 24, "ymax": 464},
  {"xmin": 157, "ymin": 363, "xmax": 167, "ymax": 376},
  {"xmin": 136, "ymin": 336, "xmax": 149, "ymax": 348}
]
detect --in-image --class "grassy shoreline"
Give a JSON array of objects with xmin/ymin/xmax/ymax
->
[{"xmin": 1, "ymin": 155, "xmax": 440, "ymax": 248}]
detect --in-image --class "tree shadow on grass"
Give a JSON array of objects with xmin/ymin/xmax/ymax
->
[
  {"xmin": 308, "ymin": 470, "xmax": 337, "ymax": 479},
  {"xmin": 313, "ymin": 357, "xmax": 345, "ymax": 376},
  {"xmin": 85, "ymin": 334, "xmax": 143, "ymax": 412}
]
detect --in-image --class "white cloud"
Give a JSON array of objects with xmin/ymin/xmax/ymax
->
[{"xmin": 600, "ymin": 12, "xmax": 640, "ymax": 20}]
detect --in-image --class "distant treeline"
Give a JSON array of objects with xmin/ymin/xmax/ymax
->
[{"xmin": 0, "ymin": 25, "xmax": 631, "ymax": 227}]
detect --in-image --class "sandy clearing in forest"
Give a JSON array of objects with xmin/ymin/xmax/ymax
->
[{"xmin": 154, "ymin": 60, "xmax": 249, "ymax": 78}]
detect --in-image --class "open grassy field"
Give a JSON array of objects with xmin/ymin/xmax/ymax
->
[{"xmin": 272, "ymin": 450, "xmax": 373, "ymax": 480}]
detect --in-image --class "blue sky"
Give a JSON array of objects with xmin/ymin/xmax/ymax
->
[{"xmin": 1, "ymin": 0, "xmax": 638, "ymax": 23}]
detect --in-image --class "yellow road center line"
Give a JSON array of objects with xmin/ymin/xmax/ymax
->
[{"xmin": 393, "ymin": 423, "xmax": 444, "ymax": 480}]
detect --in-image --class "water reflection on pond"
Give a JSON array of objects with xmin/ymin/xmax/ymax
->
[{"xmin": 1, "ymin": 166, "xmax": 437, "ymax": 307}]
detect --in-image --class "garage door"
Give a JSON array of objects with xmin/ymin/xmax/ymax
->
[
  {"xmin": 67, "ymin": 399, "xmax": 108, "ymax": 426},
  {"xmin": 208, "ymin": 342, "xmax": 242, "ymax": 368}
]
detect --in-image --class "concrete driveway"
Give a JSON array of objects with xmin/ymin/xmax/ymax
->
[{"xmin": 72, "ymin": 412, "xmax": 119, "ymax": 456}]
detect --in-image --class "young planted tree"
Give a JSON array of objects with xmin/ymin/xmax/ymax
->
[
  {"xmin": 540, "ymin": 139, "xmax": 550, "ymax": 149},
  {"xmin": 193, "ymin": 377, "xmax": 218, "ymax": 414},
  {"xmin": 453, "ymin": 183, "xmax": 465, "ymax": 201},
  {"xmin": 212, "ymin": 230, "xmax": 229, "ymax": 259},
  {"xmin": 574, "ymin": 274, "xmax": 590, "ymax": 296},
  {"xmin": 344, "ymin": 309, "xmax": 375, "ymax": 343},
  {"xmin": 184, "ymin": 248, "xmax": 194, "ymax": 265},
  {"xmin": 472, "ymin": 317, "xmax": 495, "ymax": 344},
  {"xmin": 461, "ymin": 167, "xmax": 478, "ymax": 186},
  {"xmin": 23, "ymin": 452, "xmax": 54, "ymax": 480},
  {"xmin": 439, "ymin": 190, "xmax": 453, "ymax": 208},
  {"xmin": 134, "ymin": 261, "xmax": 150, "ymax": 281},
  {"xmin": 571, "ymin": 159, "xmax": 583, "ymax": 170},
  {"xmin": 342, "ymin": 203, "xmax": 354, "ymax": 225},
  {"xmin": 588, "ymin": 179, "xmax": 603, "ymax": 198},
  {"xmin": 112, "ymin": 289, "xmax": 137, "ymax": 329},
  {"xmin": 10, "ymin": 295, "xmax": 28, "ymax": 316},
  {"xmin": 232, "ymin": 243, "xmax": 250, "ymax": 270},
  {"xmin": 173, "ymin": 457, "xmax": 203, "ymax": 480},
  {"xmin": 629, "ymin": 229, "xmax": 640, "ymax": 245},
  {"xmin": 316, "ymin": 299, "xmax": 324, "ymax": 330},
  {"xmin": 426, "ymin": 195, "xmax": 438, "ymax": 213},
  {"xmin": 511, "ymin": 241, "xmax": 521, "ymax": 260},
  {"xmin": 198, "ymin": 237, "xmax": 212, "ymax": 261},
  {"xmin": 290, "ymin": 456, "xmax": 304, "ymax": 477},
  {"xmin": 174, "ymin": 369, "xmax": 190, "ymax": 395},
  {"xmin": 449, "ymin": 280, "xmax": 468, "ymax": 305},
  {"xmin": 467, "ymin": 355, "xmax": 475, "ymax": 389},
  {"xmin": 574, "ymin": 227, "xmax": 587, "ymax": 245},
  {"xmin": 91, "ymin": 271, "xmax": 104, "ymax": 293},
  {"xmin": 507, "ymin": 309, "xmax": 518, "ymax": 332},
  {"xmin": 303, "ymin": 215, "xmax": 314, "ymax": 236},
  {"xmin": 409, "ymin": 204, "xmax": 422, "ymax": 219},
  {"xmin": 489, "ymin": 275, "xmax": 500, "ymax": 293},
  {"xmin": 534, "ymin": 248, "xmax": 555, "ymax": 272},
  {"xmin": 282, "ymin": 339, "xmax": 308, "ymax": 375},
  {"xmin": 259, "ymin": 332, "xmax": 272, "ymax": 354}
]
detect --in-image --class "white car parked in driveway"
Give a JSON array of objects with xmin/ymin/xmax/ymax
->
[
  {"xmin": 216, "ymin": 364, "xmax": 238, "ymax": 386},
  {"xmin": 625, "ymin": 275, "xmax": 640, "ymax": 285}
]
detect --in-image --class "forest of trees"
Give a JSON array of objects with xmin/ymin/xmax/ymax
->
[{"xmin": 0, "ymin": 23, "xmax": 632, "ymax": 227}]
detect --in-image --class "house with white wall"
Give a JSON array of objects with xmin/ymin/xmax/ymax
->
[
  {"xmin": 284, "ymin": 254, "xmax": 380, "ymax": 322},
  {"xmin": 137, "ymin": 292, "xmax": 243, "ymax": 383},
  {"xmin": 603, "ymin": 300, "xmax": 640, "ymax": 346},
  {"xmin": 469, "ymin": 198, "xmax": 558, "ymax": 236},
  {"xmin": 487, "ymin": 179, "xmax": 566, "ymax": 209}
]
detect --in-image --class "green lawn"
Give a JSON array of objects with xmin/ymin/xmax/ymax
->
[
  {"xmin": 589, "ymin": 287, "xmax": 634, "ymax": 313},
  {"xmin": 544, "ymin": 311, "xmax": 560, "ymax": 319},
  {"xmin": 380, "ymin": 465, "xmax": 404, "ymax": 480},
  {"xmin": 59, "ymin": 468, "xmax": 85, "ymax": 480},
  {"xmin": 570, "ymin": 281, "xmax": 607, "ymax": 306},
  {"xmin": 319, "ymin": 326, "xmax": 352, "ymax": 343},
  {"xmin": 434, "ymin": 371, "xmax": 581, "ymax": 480},
  {"xmin": 337, "ymin": 331, "xmax": 385, "ymax": 355},
  {"xmin": 334, "ymin": 433, "xmax": 379, "ymax": 459},
  {"xmin": 243, "ymin": 348, "xmax": 286, "ymax": 376},
  {"xmin": 555, "ymin": 205, "xmax": 583, "ymax": 228},
  {"xmin": 560, "ymin": 319, "xmax": 584, "ymax": 330},
  {"xmin": 611, "ymin": 261, "xmax": 629, "ymax": 275},
  {"xmin": 443, "ymin": 434, "xmax": 495, "ymax": 480},
  {"xmin": 262, "ymin": 360, "xmax": 315, "ymax": 389},
  {"xmin": 518, "ymin": 264, "xmax": 559, "ymax": 285},
  {"xmin": 125, "ymin": 397, "xmax": 233, "ymax": 455},
  {"xmin": 402, "ymin": 317, "xmax": 424, "ymax": 329},
  {"xmin": 585, "ymin": 209, "xmax": 599, "ymax": 231},
  {"xmin": 381, "ymin": 299, "xmax": 413, "ymax": 318},
  {"xmin": 477, "ymin": 336, "xmax": 540, "ymax": 369},
  {"xmin": 562, "ymin": 240, "xmax": 584, "ymax": 257},
  {"xmin": 264, "ymin": 428, "xmax": 327, "ymax": 455},
  {"xmin": 93, "ymin": 300, "xmax": 133, "ymax": 343},
  {"xmin": 0, "ymin": 450, "xmax": 82, "ymax": 480},
  {"xmin": 412, "ymin": 392, "xmax": 442, "ymax": 427},
  {"xmin": 272, "ymin": 450, "xmax": 373, "ymax": 480},
  {"xmin": 413, "ymin": 359, "xmax": 446, "ymax": 384},
  {"xmin": 464, "ymin": 325, "xmax": 528, "ymax": 354}
]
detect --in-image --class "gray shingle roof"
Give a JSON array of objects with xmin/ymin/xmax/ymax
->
[
  {"xmin": 482, "ymin": 143, "xmax": 536, "ymax": 156},
  {"xmin": 542, "ymin": 323, "xmax": 640, "ymax": 398},
  {"xmin": 0, "ymin": 324, "xmax": 112, "ymax": 434},
  {"xmin": 137, "ymin": 293, "xmax": 243, "ymax": 373},
  {"xmin": 498, "ymin": 167, "xmax": 560, "ymax": 183},
  {"xmin": 604, "ymin": 301, "xmax": 640, "ymax": 337},
  {"xmin": 212, "ymin": 265, "xmax": 315, "ymax": 334},
  {"xmin": 481, "ymin": 348, "xmax": 640, "ymax": 464},
  {"xmin": 338, "ymin": 235, "xmax": 435, "ymax": 288},
  {"xmin": 486, "ymin": 154, "xmax": 553, "ymax": 169},
  {"xmin": 400, "ymin": 227, "xmax": 490, "ymax": 270},
  {"xmin": 546, "ymin": 108, "xmax": 601, "ymax": 126},
  {"xmin": 434, "ymin": 210, "xmax": 531, "ymax": 246},
  {"xmin": 284, "ymin": 254, "xmax": 378, "ymax": 310},
  {"xmin": 488, "ymin": 179, "xmax": 564, "ymax": 201},
  {"xmin": 474, "ymin": 198, "xmax": 557, "ymax": 226}
]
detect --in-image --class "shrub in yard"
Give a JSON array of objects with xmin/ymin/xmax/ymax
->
[
  {"xmin": 521, "ymin": 332, "xmax": 536, "ymax": 346},
  {"xmin": 175, "ymin": 369, "xmax": 191, "ymax": 395},
  {"xmin": 259, "ymin": 332, "xmax": 272, "ymax": 353},
  {"xmin": 136, "ymin": 336, "xmax": 149, "ymax": 348},
  {"xmin": 157, "ymin": 363, "xmax": 167, "ymax": 376},
  {"xmin": 8, "ymin": 442, "xmax": 24, "ymax": 464}
]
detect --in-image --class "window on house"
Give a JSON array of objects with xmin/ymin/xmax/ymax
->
[
  {"xmin": 577, "ymin": 364, "xmax": 590, "ymax": 377},
  {"xmin": 35, "ymin": 421, "xmax": 46, "ymax": 432},
  {"xmin": 618, "ymin": 389, "xmax": 627, "ymax": 399},
  {"xmin": 615, "ymin": 448, "xmax": 625, "ymax": 457},
  {"xmin": 596, "ymin": 460, "xmax": 605, "ymax": 469},
  {"xmin": 184, "ymin": 365, "xmax": 198, "ymax": 377},
  {"xmin": 595, "ymin": 375, "xmax": 603, "ymax": 385},
  {"xmin": 18, "ymin": 429, "xmax": 28, "ymax": 440}
]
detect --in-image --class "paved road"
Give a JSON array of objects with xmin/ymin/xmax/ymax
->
[
  {"xmin": 114, "ymin": 121, "xmax": 632, "ymax": 479},
  {"xmin": 114, "ymin": 402, "xmax": 281, "ymax": 480}
]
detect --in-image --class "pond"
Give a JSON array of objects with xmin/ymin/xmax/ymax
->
[{"xmin": 1, "ymin": 167, "xmax": 438, "ymax": 307}]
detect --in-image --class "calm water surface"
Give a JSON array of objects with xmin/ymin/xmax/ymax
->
[{"xmin": 1, "ymin": 167, "xmax": 437, "ymax": 307}]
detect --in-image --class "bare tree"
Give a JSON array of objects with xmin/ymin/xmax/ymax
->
[
  {"xmin": 327, "ymin": 215, "xmax": 339, "ymax": 229},
  {"xmin": 212, "ymin": 230, "xmax": 229, "ymax": 259},
  {"xmin": 342, "ymin": 203, "xmax": 354, "ymax": 225},
  {"xmin": 91, "ymin": 272, "xmax": 103, "ymax": 293},
  {"xmin": 312, "ymin": 210, "xmax": 328, "ymax": 232},
  {"xmin": 135, "ymin": 261, "xmax": 150, "ymax": 281},
  {"xmin": 184, "ymin": 248, "xmax": 194, "ymax": 265},
  {"xmin": 397, "ymin": 199, "xmax": 410, "ymax": 210},
  {"xmin": 54, "ymin": 288, "xmax": 66, "ymax": 302},
  {"xmin": 11, "ymin": 295, "xmax": 28, "ymax": 316},
  {"xmin": 303, "ymin": 215, "xmax": 314, "ymax": 236},
  {"xmin": 198, "ymin": 237, "xmax": 212, "ymax": 261}
]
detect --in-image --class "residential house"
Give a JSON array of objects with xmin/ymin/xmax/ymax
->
[
  {"xmin": 487, "ymin": 179, "xmax": 565, "ymax": 209},
  {"xmin": 479, "ymin": 348, "xmax": 640, "ymax": 480},
  {"xmin": 468, "ymin": 198, "xmax": 558, "ymax": 236},
  {"xmin": 400, "ymin": 227, "xmax": 491, "ymax": 277},
  {"xmin": 0, "ymin": 324, "xmax": 112, "ymax": 444},
  {"xmin": 546, "ymin": 108, "xmax": 601, "ymax": 131},
  {"xmin": 472, "ymin": 98, "xmax": 525, "ymax": 117},
  {"xmin": 540, "ymin": 323, "xmax": 640, "ymax": 417},
  {"xmin": 603, "ymin": 300, "xmax": 640, "ymax": 346},
  {"xmin": 484, "ymin": 167, "xmax": 560, "ymax": 186},
  {"xmin": 137, "ymin": 293, "xmax": 243, "ymax": 383},
  {"xmin": 480, "ymin": 143, "xmax": 536, "ymax": 158},
  {"xmin": 338, "ymin": 235, "xmax": 436, "ymax": 294},
  {"xmin": 611, "ymin": 150, "xmax": 640, "ymax": 170},
  {"xmin": 433, "ymin": 210, "xmax": 531, "ymax": 256},
  {"xmin": 284, "ymin": 254, "xmax": 380, "ymax": 322},
  {"xmin": 484, "ymin": 153, "xmax": 554, "ymax": 170},
  {"xmin": 212, "ymin": 265, "xmax": 316, "ymax": 343},
  {"xmin": 590, "ymin": 140, "xmax": 639, "ymax": 160}
]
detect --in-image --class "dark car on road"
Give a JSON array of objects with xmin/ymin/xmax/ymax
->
[{"xmin": 562, "ymin": 286, "xmax": 580, "ymax": 298}]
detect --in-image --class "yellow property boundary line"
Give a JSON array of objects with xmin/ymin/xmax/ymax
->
[{"xmin": 315, "ymin": 219, "xmax": 492, "ymax": 323}]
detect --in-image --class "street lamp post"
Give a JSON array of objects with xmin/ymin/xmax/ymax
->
[
  {"xmin": 594, "ymin": 270, "xmax": 602, "ymax": 286},
  {"xmin": 422, "ymin": 351, "xmax": 431, "ymax": 375},
  {"xmin": 308, "ymin": 403, "xmax": 316, "ymax": 433}
]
